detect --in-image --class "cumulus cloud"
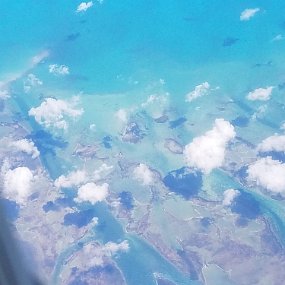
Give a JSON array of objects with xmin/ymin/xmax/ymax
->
[
  {"xmin": 185, "ymin": 82, "xmax": 210, "ymax": 102},
  {"xmin": 54, "ymin": 170, "xmax": 87, "ymax": 189},
  {"xmin": 49, "ymin": 64, "xmax": 69, "ymax": 76},
  {"xmin": 3, "ymin": 167, "xmax": 34, "ymax": 204},
  {"xmin": 184, "ymin": 119, "xmax": 236, "ymax": 173},
  {"xmin": 28, "ymin": 97, "xmax": 83, "ymax": 130},
  {"xmin": 133, "ymin": 163, "xmax": 156, "ymax": 185},
  {"xmin": 76, "ymin": 1, "xmax": 93, "ymax": 12},
  {"xmin": 75, "ymin": 182, "xmax": 109, "ymax": 204},
  {"xmin": 240, "ymin": 8, "xmax": 260, "ymax": 21},
  {"xmin": 223, "ymin": 189, "xmax": 240, "ymax": 206},
  {"xmin": 10, "ymin": 139, "xmax": 40, "ymax": 159},
  {"xmin": 24, "ymin": 73, "xmax": 43, "ymax": 93},
  {"xmin": 257, "ymin": 135, "xmax": 285, "ymax": 153},
  {"xmin": 247, "ymin": 86, "xmax": 274, "ymax": 101},
  {"xmin": 247, "ymin": 157, "xmax": 285, "ymax": 193}
]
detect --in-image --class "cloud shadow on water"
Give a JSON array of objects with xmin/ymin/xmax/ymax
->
[{"xmin": 163, "ymin": 167, "xmax": 202, "ymax": 199}]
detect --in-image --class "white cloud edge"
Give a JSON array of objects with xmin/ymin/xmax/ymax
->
[
  {"xmin": 247, "ymin": 86, "xmax": 274, "ymax": 101},
  {"xmin": 240, "ymin": 8, "xmax": 260, "ymax": 21},
  {"xmin": 247, "ymin": 156, "xmax": 285, "ymax": 193},
  {"xmin": 184, "ymin": 118, "xmax": 236, "ymax": 173},
  {"xmin": 76, "ymin": 1, "xmax": 93, "ymax": 13},
  {"xmin": 28, "ymin": 97, "xmax": 83, "ymax": 130}
]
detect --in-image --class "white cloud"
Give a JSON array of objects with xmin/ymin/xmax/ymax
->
[
  {"xmin": 115, "ymin": 109, "xmax": 128, "ymax": 123},
  {"xmin": 184, "ymin": 119, "xmax": 236, "ymax": 173},
  {"xmin": 103, "ymin": 240, "xmax": 129, "ymax": 256},
  {"xmin": 81, "ymin": 240, "xmax": 129, "ymax": 268},
  {"xmin": 257, "ymin": 135, "xmax": 285, "ymax": 153},
  {"xmin": 49, "ymin": 64, "xmax": 69, "ymax": 76},
  {"xmin": 24, "ymin": 73, "xmax": 43, "ymax": 93},
  {"xmin": 223, "ymin": 189, "xmax": 240, "ymax": 206},
  {"xmin": 54, "ymin": 170, "xmax": 88, "ymax": 189},
  {"xmin": 247, "ymin": 157, "xmax": 285, "ymax": 193},
  {"xmin": 247, "ymin": 86, "xmax": 274, "ymax": 101},
  {"xmin": 55, "ymin": 164, "xmax": 112, "ymax": 190},
  {"xmin": 89, "ymin": 123, "xmax": 96, "ymax": 131},
  {"xmin": 28, "ymin": 97, "xmax": 83, "ymax": 130},
  {"xmin": 94, "ymin": 164, "xmax": 113, "ymax": 180},
  {"xmin": 76, "ymin": 1, "xmax": 93, "ymax": 13},
  {"xmin": 75, "ymin": 182, "xmax": 109, "ymax": 204},
  {"xmin": 141, "ymin": 94, "xmax": 168, "ymax": 119},
  {"xmin": 10, "ymin": 139, "xmax": 40, "ymax": 159},
  {"xmin": 133, "ymin": 163, "xmax": 155, "ymax": 185},
  {"xmin": 185, "ymin": 82, "xmax": 210, "ymax": 102},
  {"xmin": 240, "ymin": 8, "xmax": 260, "ymax": 21},
  {"xmin": 3, "ymin": 167, "xmax": 34, "ymax": 204}
]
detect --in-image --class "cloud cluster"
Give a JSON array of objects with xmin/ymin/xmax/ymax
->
[
  {"xmin": 75, "ymin": 182, "xmax": 109, "ymax": 204},
  {"xmin": 76, "ymin": 1, "xmax": 93, "ymax": 12},
  {"xmin": 184, "ymin": 119, "xmax": 236, "ymax": 173},
  {"xmin": 55, "ymin": 164, "xmax": 113, "ymax": 189},
  {"xmin": 94, "ymin": 164, "xmax": 113, "ymax": 180},
  {"xmin": 24, "ymin": 73, "xmax": 43, "ymax": 93},
  {"xmin": 240, "ymin": 8, "xmax": 260, "ymax": 21},
  {"xmin": 133, "ymin": 163, "xmax": 156, "ymax": 185},
  {"xmin": 185, "ymin": 82, "xmax": 210, "ymax": 102},
  {"xmin": 49, "ymin": 64, "xmax": 70, "ymax": 76},
  {"xmin": 81, "ymin": 240, "xmax": 129, "ymax": 268},
  {"xmin": 10, "ymin": 139, "xmax": 40, "ymax": 159},
  {"xmin": 247, "ymin": 157, "xmax": 285, "ymax": 193},
  {"xmin": 54, "ymin": 170, "xmax": 87, "ymax": 188},
  {"xmin": 247, "ymin": 87, "xmax": 274, "ymax": 101},
  {"xmin": 3, "ymin": 167, "xmax": 34, "ymax": 204},
  {"xmin": 103, "ymin": 240, "xmax": 129, "ymax": 256},
  {"xmin": 28, "ymin": 97, "xmax": 83, "ymax": 130},
  {"xmin": 223, "ymin": 189, "xmax": 240, "ymax": 206},
  {"xmin": 257, "ymin": 135, "xmax": 285, "ymax": 153},
  {"xmin": 54, "ymin": 165, "xmax": 112, "ymax": 204}
]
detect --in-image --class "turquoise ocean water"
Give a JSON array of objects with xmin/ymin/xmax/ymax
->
[{"xmin": 1, "ymin": 1, "xmax": 285, "ymax": 284}]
